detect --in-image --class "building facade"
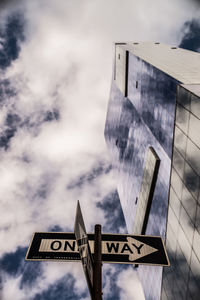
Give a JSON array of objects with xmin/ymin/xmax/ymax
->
[{"xmin": 104, "ymin": 42, "xmax": 200, "ymax": 300}]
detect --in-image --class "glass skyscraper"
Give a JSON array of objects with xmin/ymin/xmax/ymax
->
[{"xmin": 104, "ymin": 42, "xmax": 200, "ymax": 300}]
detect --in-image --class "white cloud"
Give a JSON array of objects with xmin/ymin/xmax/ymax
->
[
  {"xmin": 117, "ymin": 267, "xmax": 145, "ymax": 300},
  {"xmin": 1, "ymin": 275, "xmax": 25, "ymax": 300}
]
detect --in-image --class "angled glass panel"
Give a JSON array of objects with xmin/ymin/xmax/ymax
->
[
  {"xmin": 133, "ymin": 147, "xmax": 160, "ymax": 234},
  {"xmin": 193, "ymin": 229, "xmax": 200, "ymax": 262},
  {"xmin": 190, "ymin": 249, "xmax": 200, "ymax": 279},
  {"xmin": 181, "ymin": 185, "xmax": 197, "ymax": 222},
  {"xmin": 169, "ymin": 186, "xmax": 181, "ymax": 219},
  {"xmin": 195, "ymin": 204, "xmax": 200, "ymax": 234},
  {"xmin": 174, "ymin": 126, "xmax": 187, "ymax": 158},
  {"xmin": 171, "ymin": 168, "xmax": 183, "ymax": 200},
  {"xmin": 167, "ymin": 206, "xmax": 179, "ymax": 236},
  {"xmin": 177, "ymin": 226, "xmax": 192, "ymax": 265},
  {"xmin": 177, "ymin": 85, "xmax": 191, "ymax": 111},
  {"xmin": 176, "ymin": 104, "xmax": 190, "ymax": 135},
  {"xmin": 172, "ymin": 147, "xmax": 185, "ymax": 179},
  {"xmin": 186, "ymin": 138, "xmax": 200, "ymax": 177},
  {"xmin": 188, "ymin": 113, "xmax": 200, "ymax": 149},
  {"xmin": 179, "ymin": 204, "xmax": 195, "ymax": 245},
  {"xmin": 183, "ymin": 161, "xmax": 200, "ymax": 201},
  {"xmin": 191, "ymin": 92, "xmax": 200, "ymax": 120},
  {"xmin": 188, "ymin": 271, "xmax": 200, "ymax": 300}
]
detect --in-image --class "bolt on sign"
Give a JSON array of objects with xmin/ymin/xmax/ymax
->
[{"xmin": 26, "ymin": 232, "xmax": 170, "ymax": 266}]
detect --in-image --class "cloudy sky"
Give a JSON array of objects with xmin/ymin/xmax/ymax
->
[{"xmin": 0, "ymin": 0, "xmax": 200, "ymax": 299}]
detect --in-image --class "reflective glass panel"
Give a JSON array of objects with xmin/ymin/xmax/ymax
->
[
  {"xmin": 191, "ymin": 93, "xmax": 200, "ymax": 120},
  {"xmin": 193, "ymin": 229, "xmax": 200, "ymax": 262},
  {"xmin": 177, "ymin": 85, "xmax": 191, "ymax": 110},
  {"xmin": 172, "ymin": 147, "xmax": 185, "ymax": 179},
  {"xmin": 179, "ymin": 204, "xmax": 195, "ymax": 244},
  {"xmin": 181, "ymin": 185, "xmax": 197, "ymax": 222},
  {"xmin": 174, "ymin": 125, "xmax": 187, "ymax": 158},
  {"xmin": 186, "ymin": 138, "xmax": 200, "ymax": 176},
  {"xmin": 183, "ymin": 161, "xmax": 200, "ymax": 201},
  {"xmin": 188, "ymin": 113, "xmax": 200, "ymax": 148},
  {"xmin": 176, "ymin": 104, "xmax": 190, "ymax": 135}
]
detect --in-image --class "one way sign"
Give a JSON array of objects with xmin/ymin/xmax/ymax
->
[
  {"xmin": 26, "ymin": 232, "xmax": 169, "ymax": 266},
  {"xmin": 103, "ymin": 236, "xmax": 157, "ymax": 262},
  {"xmin": 100, "ymin": 234, "xmax": 169, "ymax": 266}
]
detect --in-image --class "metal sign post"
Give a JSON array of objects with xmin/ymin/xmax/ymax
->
[{"xmin": 93, "ymin": 224, "xmax": 102, "ymax": 300}]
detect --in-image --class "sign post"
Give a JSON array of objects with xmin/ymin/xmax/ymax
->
[{"xmin": 93, "ymin": 224, "xmax": 102, "ymax": 300}]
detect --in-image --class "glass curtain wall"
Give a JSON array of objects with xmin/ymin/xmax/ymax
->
[{"xmin": 162, "ymin": 85, "xmax": 200, "ymax": 300}]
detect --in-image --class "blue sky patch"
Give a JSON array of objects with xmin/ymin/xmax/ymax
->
[
  {"xmin": 32, "ymin": 274, "xmax": 85, "ymax": 300},
  {"xmin": 179, "ymin": 19, "xmax": 200, "ymax": 52},
  {"xmin": 97, "ymin": 190, "xmax": 126, "ymax": 233},
  {"xmin": 0, "ymin": 13, "xmax": 25, "ymax": 69},
  {"xmin": 0, "ymin": 247, "xmax": 27, "ymax": 276}
]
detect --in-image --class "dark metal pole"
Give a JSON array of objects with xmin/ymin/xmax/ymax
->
[{"xmin": 92, "ymin": 224, "xmax": 102, "ymax": 300}]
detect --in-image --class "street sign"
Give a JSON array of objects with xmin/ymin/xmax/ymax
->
[
  {"xmin": 100, "ymin": 233, "xmax": 169, "ymax": 266},
  {"xmin": 74, "ymin": 201, "xmax": 94, "ymax": 296},
  {"xmin": 26, "ymin": 232, "xmax": 169, "ymax": 266},
  {"xmin": 26, "ymin": 232, "xmax": 80, "ymax": 262}
]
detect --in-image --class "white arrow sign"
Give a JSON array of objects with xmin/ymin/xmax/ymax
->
[
  {"xmin": 102, "ymin": 236, "xmax": 158, "ymax": 261},
  {"xmin": 39, "ymin": 236, "xmax": 158, "ymax": 262},
  {"xmin": 27, "ymin": 232, "xmax": 169, "ymax": 266}
]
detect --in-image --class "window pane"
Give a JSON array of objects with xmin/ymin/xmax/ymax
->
[
  {"xmin": 190, "ymin": 250, "xmax": 200, "ymax": 278},
  {"xmin": 188, "ymin": 271, "xmax": 200, "ymax": 299},
  {"xmin": 188, "ymin": 114, "xmax": 200, "ymax": 148},
  {"xmin": 174, "ymin": 126, "xmax": 187, "ymax": 158},
  {"xmin": 191, "ymin": 93, "xmax": 200, "ymax": 120},
  {"xmin": 177, "ymin": 226, "xmax": 192, "ymax": 265},
  {"xmin": 168, "ymin": 206, "xmax": 179, "ymax": 235},
  {"xmin": 177, "ymin": 85, "xmax": 191, "ymax": 111},
  {"xmin": 179, "ymin": 205, "xmax": 195, "ymax": 244},
  {"xmin": 133, "ymin": 147, "xmax": 160, "ymax": 234},
  {"xmin": 172, "ymin": 147, "xmax": 185, "ymax": 179},
  {"xmin": 183, "ymin": 161, "xmax": 200, "ymax": 201},
  {"xmin": 171, "ymin": 168, "xmax": 183, "ymax": 200},
  {"xmin": 193, "ymin": 229, "xmax": 200, "ymax": 262},
  {"xmin": 186, "ymin": 138, "xmax": 200, "ymax": 176},
  {"xmin": 181, "ymin": 185, "xmax": 197, "ymax": 222},
  {"xmin": 176, "ymin": 104, "xmax": 189, "ymax": 134},
  {"xmin": 169, "ymin": 187, "xmax": 181, "ymax": 219},
  {"xmin": 195, "ymin": 204, "xmax": 200, "ymax": 234}
]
